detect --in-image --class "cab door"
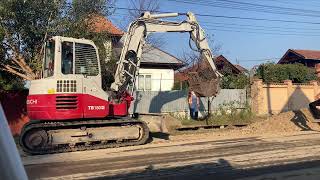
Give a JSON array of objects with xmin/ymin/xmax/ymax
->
[
  {"xmin": 73, "ymin": 42, "xmax": 109, "ymax": 118},
  {"xmin": 56, "ymin": 40, "xmax": 84, "ymax": 119}
]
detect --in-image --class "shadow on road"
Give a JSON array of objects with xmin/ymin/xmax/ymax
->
[
  {"xmin": 90, "ymin": 158, "xmax": 320, "ymax": 180},
  {"xmin": 147, "ymin": 132, "xmax": 170, "ymax": 143},
  {"xmin": 150, "ymin": 132, "xmax": 170, "ymax": 140}
]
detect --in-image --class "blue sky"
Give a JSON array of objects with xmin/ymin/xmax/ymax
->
[{"xmin": 109, "ymin": 0, "xmax": 320, "ymax": 69}]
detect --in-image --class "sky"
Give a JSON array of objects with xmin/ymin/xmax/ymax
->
[{"xmin": 109, "ymin": 0, "xmax": 320, "ymax": 69}]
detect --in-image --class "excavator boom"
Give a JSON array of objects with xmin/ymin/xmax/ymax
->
[{"xmin": 111, "ymin": 12, "xmax": 221, "ymax": 97}]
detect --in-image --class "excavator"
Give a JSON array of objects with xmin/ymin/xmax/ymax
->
[{"xmin": 20, "ymin": 11, "xmax": 221, "ymax": 154}]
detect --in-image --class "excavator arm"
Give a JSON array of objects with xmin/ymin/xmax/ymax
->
[{"xmin": 111, "ymin": 12, "xmax": 221, "ymax": 97}]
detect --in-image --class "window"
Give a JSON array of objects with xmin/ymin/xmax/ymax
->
[
  {"xmin": 145, "ymin": 75, "xmax": 151, "ymax": 90},
  {"xmin": 43, "ymin": 41, "xmax": 55, "ymax": 78},
  {"xmin": 138, "ymin": 75, "xmax": 144, "ymax": 90},
  {"xmin": 61, "ymin": 42, "xmax": 74, "ymax": 74},
  {"xmin": 75, "ymin": 43, "xmax": 99, "ymax": 76},
  {"xmin": 138, "ymin": 74, "xmax": 152, "ymax": 91}
]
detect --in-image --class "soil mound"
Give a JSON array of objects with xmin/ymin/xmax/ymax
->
[{"xmin": 242, "ymin": 108, "xmax": 320, "ymax": 134}]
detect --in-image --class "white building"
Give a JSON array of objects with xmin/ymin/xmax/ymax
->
[{"xmin": 137, "ymin": 46, "xmax": 184, "ymax": 91}]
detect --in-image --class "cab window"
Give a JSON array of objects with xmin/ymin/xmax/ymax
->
[
  {"xmin": 75, "ymin": 43, "xmax": 99, "ymax": 76},
  {"xmin": 61, "ymin": 42, "xmax": 74, "ymax": 74},
  {"xmin": 43, "ymin": 41, "xmax": 55, "ymax": 78}
]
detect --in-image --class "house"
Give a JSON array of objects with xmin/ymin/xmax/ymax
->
[
  {"xmin": 277, "ymin": 49, "xmax": 320, "ymax": 68},
  {"xmin": 174, "ymin": 55, "xmax": 243, "ymax": 88},
  {"xmin": 137, "ymin": 46, "xmax": 185, "ymax": 91},
  {"xmin": 234, "ymin": 64, "xmax": 248, "ymax": 75},
  {"xmin": 214, "ymin": 55, "xmax": 243, "ymax": 75},
  {"xmin": 114, "ymin": 43, "xmax": 185, "ymax": 91},
  {"xmin": 90, "ymin": 14, "xmax": 124, "ymax": 63}
]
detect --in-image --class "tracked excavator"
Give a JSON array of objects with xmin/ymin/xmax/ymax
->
[{"xmin": 20, "ymin": 11, "xmax": 221, "ymax": 154}]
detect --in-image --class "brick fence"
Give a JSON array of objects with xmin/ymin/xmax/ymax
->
[{"xmin": 251, "ymin": 79, "xmax": 318, "ymax": 115}]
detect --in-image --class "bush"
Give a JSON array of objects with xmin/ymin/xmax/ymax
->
[
  {"xmin": 172, "ymin": 101, "xmax": 254, "ymax": 126},
  {"xmin": 210, "ymin": 101, "xmax": 253, "ymax": 124},
  {"xmin": 255, "ymin": 63, "xmax": 317, "ymax": 83},
  {"xmin": 0, "ymin": 72, "xmax": 25, "ymax": 90},
  {"xmin": 221, "ymin": 74, "xmax": 249, "ymax": 89}
]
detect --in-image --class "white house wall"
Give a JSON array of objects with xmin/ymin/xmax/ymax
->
[
  {"xmin": 138, "ymin": 68, "xmax": 174, "ymax": 91},
  {"xmin": 103, "ymin": 39, "xmax": 112, "ymax": 63}
]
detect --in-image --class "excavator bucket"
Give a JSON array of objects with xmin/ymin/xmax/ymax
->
[
  {"xmin": 186, "ymin": 57, "xmax": 221, "ymax": 97},
  {"xmin": 187, "ymin": 67, "xmax": 221, "ymax": 97}
]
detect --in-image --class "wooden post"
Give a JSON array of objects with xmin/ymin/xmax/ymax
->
[{"xmin": 206, "ymin": 97, "xmax": 211, "ymax": 125}]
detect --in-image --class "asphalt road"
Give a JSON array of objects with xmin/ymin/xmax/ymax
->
[{"xmin": 23, "ymin": 131, "xmax": 320, "ymax": 180}]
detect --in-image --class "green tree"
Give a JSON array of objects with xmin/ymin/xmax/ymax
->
[
  {"xmin": 0, "ymin": 0, "xmax": 114, "ymax": 83},
  {"xmin": 221, "ymin": 74, "xmax": 249, "ymax": 89},
  {"xmin": 0, "ymin": 71, "xmax": 25, "ymax": 90},
  {"xmin": 0, "ymin": 0, "xmax": 64, "ymax": 80},
  {"xmin": 255, "ymin": 63, "xmax": 317, "ymax": 83},
  {"xmin": 63, "ymin": 0, "xmax": 114, "ymax": 38}
]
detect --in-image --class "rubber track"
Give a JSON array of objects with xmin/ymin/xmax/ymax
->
[{"xmin": 20, "ymin": 119, "xmax": 150, "ymax": 155}]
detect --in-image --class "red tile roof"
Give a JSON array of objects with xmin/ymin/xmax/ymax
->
[
  {"xmin": 89, "ymin": 14, "xmax": 124, "ymax": 36},
  {"xmin": 291, "ymin": 49, "xmax": 320, "ymax": 60},
  {"xmin": 174, "ymin": 55, "xmax": 241, "ymax": 82},
  {"xmin": 234, "ymin": 64, "xmax": 248, "ymax": 73}
]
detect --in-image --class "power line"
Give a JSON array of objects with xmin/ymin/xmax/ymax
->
[
  {"xmin": 112, "ymin": 7, "xmax": 320, "ymax": 36},
  {"xmin": 214, "ymin": 0, "xmax": 320, "ymax": 13},
  {"xmin": 199, "ymin": 21, "xmax": 320, "ymax": 32},
  {"xmin": 111, "ymin": 5, "xmax": 320, "ymax": 36},
  {"xmin": 64, "ymin": 2, "xmax": 320, "ymax": 25},
  {"xmin": 202, "ymin": 24, "xmax": 320, "ymax": 35},
  {"xmin": 171, "ymin": 0, "xmax": 320, "ymax": 18},
  {"xmin": 113, "ymin": 9, "xmax": 320, "ymax": 31},
  {"xmin": 255, "ymin": 0, "xmax": 320, "ymax": 8},
  {"xmin": 205, "ymin": 27, "xmax": 320, "ymax": 37},
  {"xmin": 236, "ymin": 58, "xmax": 280, "ymax": 62},
  {"xmin": 113, "ymin": 10, "xmax": 320, "ymax": 33},
  {"xmin": 113, "ymin": 7, "xmax": 320, "ymax": 25}
]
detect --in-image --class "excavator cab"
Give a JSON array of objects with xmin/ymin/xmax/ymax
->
[{"xmin": 27, "ymin": 36, "xmax": 122, "ymax": 121}]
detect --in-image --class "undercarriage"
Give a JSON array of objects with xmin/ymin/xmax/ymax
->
[{"xmin": 20, "ymin": 119, "xmax": 149, "ymax": 155}]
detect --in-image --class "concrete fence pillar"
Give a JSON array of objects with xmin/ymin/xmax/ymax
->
[
  {"xmin": 311, "ymin": 80, "xmax": 318, "ymax": 101},
  {"xmin": 251, "ymin": 79, "xmax": 263, "ymax": 115},
  {"xmin": 284, "ymin": 80, "xmax": 292, "ymax": 111}
]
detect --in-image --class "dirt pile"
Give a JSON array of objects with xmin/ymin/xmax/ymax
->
[
  {"xmin": 140, "ymin": 114, "xmax": 182, "ymax": 133},
  {"xmin": 240, "ymin": 108, "xmax": 320, "ymax": 135},
  {"xmin": 168, "ymin": 109, "xmax": 320, "ymax": 139}
]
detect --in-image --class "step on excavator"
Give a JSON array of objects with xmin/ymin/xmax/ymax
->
[{"xmin": 20, "ymin": 11, "xmax": 222, "ymax": 154}]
